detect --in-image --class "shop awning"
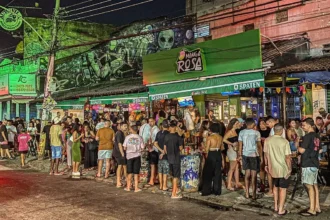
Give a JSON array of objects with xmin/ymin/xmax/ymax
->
[
  {"xmin": 37, "ymin": 100, "xmax": 85, "ymax": 110},
  {"xmin": 148, "ymin": 71, "xmax": 265, "ymax": 101},
  {"xmin": 90, "ymin": 92, "xmax": 149, "ymax": 105}
]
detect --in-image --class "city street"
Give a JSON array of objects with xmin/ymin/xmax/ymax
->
[
  {"xmin": 0, "ymin": 161, "xmax": 329, "ymax": 220},
  {"xmin": 0, "ymin": 162, "xmax": 264, "ymax": 220}
]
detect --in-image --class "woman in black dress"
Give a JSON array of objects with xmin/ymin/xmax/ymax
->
[{"xmin": 83, "ymin": 124, "xmax": 97, "ymax": 170}]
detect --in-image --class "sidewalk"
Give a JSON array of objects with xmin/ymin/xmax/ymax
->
[{"xmin": 4, "ymin": 157, "xmax": 330, "ymax": 216}]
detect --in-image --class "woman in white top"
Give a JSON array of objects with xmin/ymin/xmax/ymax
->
[{"xmin": 27, "ymin": 122, "xmax": 37, "ymax": 136}]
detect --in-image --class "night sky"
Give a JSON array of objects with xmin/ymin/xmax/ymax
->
[{"xmin": 0, "ymin": 0, "xmax": 186, "ymax": 59}]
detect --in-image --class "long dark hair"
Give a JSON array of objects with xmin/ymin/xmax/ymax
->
[
  {"xmin": 257, "ymin": 118, "xmax": 267, "ymax": 131},
  {"xmin": 226, "ymin": 118, "xmax": 238, "ymax": 133}
]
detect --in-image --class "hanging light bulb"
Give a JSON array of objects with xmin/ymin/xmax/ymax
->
[{"xmin": 35, "ymin": 1, "xmax": 39, "ymax": 8}]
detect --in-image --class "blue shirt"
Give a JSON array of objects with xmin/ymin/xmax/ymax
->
[{"xmin": 238, "ymin": 129, "xmax": 261, "ymax": 157}]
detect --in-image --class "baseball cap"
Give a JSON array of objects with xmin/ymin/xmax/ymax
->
[
  {"xmin": 238, "ymin": 118, "xmax": 245, "ymax": 123},
  {"xmin": 162, "ymin": 120, "xmax": 170, "ymax": 128}
]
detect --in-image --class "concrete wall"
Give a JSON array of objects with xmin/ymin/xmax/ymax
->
[{"xmin": 196, "ymin": 0, "xmax": 330, "ymax": 54}]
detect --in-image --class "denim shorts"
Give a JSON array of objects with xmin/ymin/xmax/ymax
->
[
  {"xmin": 158, "ymin": 159, "xmax": 169, "ymax": 175},
  {"xmin": 98, "ymin": 150, "xmax": 113, "ymax": 160},
  {"xmin": 51, "ymin": 146, "xmax": 62, "ymax": 159},
  {"xmin": 302, "ymin": 167, "xmax": 318, "ymax": 185}
]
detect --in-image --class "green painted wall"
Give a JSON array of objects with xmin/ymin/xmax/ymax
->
[{"xmin": 143, "ymin": 29, "xmax": 262, "ymax": 85}]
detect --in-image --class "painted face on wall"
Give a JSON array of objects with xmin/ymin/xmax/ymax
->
[{"xmin": 158, "ymin": 30, "xmax": 174, "ymax": 50}]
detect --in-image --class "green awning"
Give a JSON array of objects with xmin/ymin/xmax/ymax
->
[
  {"xmin": 36, "ymin": 100, "xmax": 84, "ymax": 110},
  {"xmin": 90, "ymin": 92, "xmax": 149, "ymax": 105},
  {"xmin": 148, "ymin": 71, "xmax": 265, "ymax": 101}
]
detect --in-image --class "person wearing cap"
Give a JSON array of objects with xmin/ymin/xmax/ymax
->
[
  {"xmin": 154, "ymin": 120, "xmax": 170, "ymax": 191},
  {"xmin": 164, "ymin": 120, "xmax": 183, "ymax": 199}
]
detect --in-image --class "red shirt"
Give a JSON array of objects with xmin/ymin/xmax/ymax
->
[{"xmin": 18, "ymin": 133, "xmax": 31, "ymax": 152}]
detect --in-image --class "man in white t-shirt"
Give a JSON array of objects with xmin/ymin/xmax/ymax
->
[{"xmin": 267, "ymin": 118, "xmax": 286, "ymax": 138}]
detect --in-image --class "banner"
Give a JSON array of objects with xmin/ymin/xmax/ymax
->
[
  {"xmin": 9, "ymin": 74, "xmax": 36, "ymax": 95},
  {"xmin": 0, "ymin": 74, "xmax": 9, "ymax": 96}
]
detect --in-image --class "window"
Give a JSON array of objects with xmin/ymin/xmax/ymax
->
[
  {"xmin": 276, "ymin": 10, "xmax": 288, "ymax": 23},
  {"xmin": 323, "ymin": 43, "xmax": 330, "ymax": 55},
  {"xmin": 243, "ymin": 23, "xmax": 254, "ymax": 32}
]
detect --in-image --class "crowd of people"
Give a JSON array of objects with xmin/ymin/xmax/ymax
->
[{"xmin": 0, "ymin": 107, "xmax": 329, "ymax": 216}]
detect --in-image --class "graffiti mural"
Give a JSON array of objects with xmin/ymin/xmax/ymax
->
[
  {"xmin": 24, "ymin": 18, "xmax": 115, "ymax": 68},
  {"xmin": 50, "ymin": 16, "xmax": 195, "ymax": 93}
]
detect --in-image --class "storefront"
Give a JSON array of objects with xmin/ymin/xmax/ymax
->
[
  {"xmin": 0, "ymin": 72, "xmax": 37, "ymax": 121},
  {"xmin": 89, "ymin": 92, "xmax": 149, "ymax": 122},
  {"xmin": 143, "ymin": 30, "xmax": 265, "ymax": 123},
  {"xmin": 142, "ymin": 30, "xmax": 265, "ymax": 191},
  {"xmin": 37, "ymin": 100, "xmax": 85, "ymax": 122}
]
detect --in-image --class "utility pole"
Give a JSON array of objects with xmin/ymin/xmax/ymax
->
[
  {"xmin": 41, "ymin": 0, "xmax": 60, "ymax": 122},
  {"xmin": 40, "ymin": 0, "xmax": 60, "ymax": 159}
]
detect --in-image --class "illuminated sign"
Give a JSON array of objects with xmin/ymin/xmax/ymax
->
[
  {"xmin": 0, "ymin": 74, "xmax": 9, "ymax": 95},
  {"xmin": 176, "ymin": 48, "xmax": 205, "ymax": 74},
  {"xmin": 9, "ymin": 74, "xmax": 36, "ymax": 95},
  {"xmin": 0, "ymin": 8, "xmax": 23, "ymax": 31}
]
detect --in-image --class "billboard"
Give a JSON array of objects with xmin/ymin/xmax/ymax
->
[{"xmin": 9, "ymin": 74, "xmax": 36, "ymax": 95}]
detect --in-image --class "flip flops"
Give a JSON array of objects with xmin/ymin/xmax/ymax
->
[
  {"xmin": 171, "ymin": 195, "xmax": 182, "ymax": 199},
  {"xmin": 300, "ymin": 211, "xmax": 317, "ymax": 217},
  {"xmin": 134, "ymin": 189, "xmax": 142, "ymax": 193},
  {"xmin": 278, "ymin": 210, "xmax": 288, "ymax": 216}
]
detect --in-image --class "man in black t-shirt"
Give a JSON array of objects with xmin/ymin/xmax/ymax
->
[
  {"xmin": 154, "ymin": 120, "xmax": 170, "ymax": 191},
  {"xmin": 299, "ymin": 118, "xmax": 321, "ymax": 217},
  {"xmin": 0, "ymin": 120, "xmax": 13, "ymax": 160},
  {"xmin": 164, "ymin": 120, "xmax": 183, "ymax": 199},
  {"xmin": 114, "ymin": 122, "xmax": 128, "ymax": 188}
]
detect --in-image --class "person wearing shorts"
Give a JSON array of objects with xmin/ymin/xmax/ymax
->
[
  {"xmin": 154, "ymin": 120, "xmax": 170, "ymax": 191},
  {"xmin": 264, "ymin": 123, "xmax": 292, "ymax": 216},
  {"xmin": 113, "ymin": 122, "xmax": 128, "ymax": 188},
  {"xmin": 238, "ymin": 118, "xmax": 262, "ymax": 200},
  {"xmin": 96, "ymin": 120, "xmax": 115, "ymax": 178},
  {"xmin": 147, "ymin": 118, "xmax": 160, "ymax": 186},
  {"xmin": 298, "ymin": 118, "xmax": 321, "ymax": 217},
  {"xmin": 50, "ymin": 122, "xmax": 64, "ymax": 175},
  {"xmin": 0, "ymin": 120, "xmax": 13, "ymax": 160},
  {"xmin": 17, "ymin": 129, "xmax": 31, "ymax": 168},
  {"xmin": 123, "ymin": 125, "xmax": 144, "ymax": 192},
  {"xmin": 164, "ymin": 120, "xmax": 183, "ymax": 199}
]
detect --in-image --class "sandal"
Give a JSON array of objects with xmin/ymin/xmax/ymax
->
[
  {"xmin": 124, "ymin": 188, "xmax": 130, "ymax": 192},
  {"xmin": 116, "ymin": 184, "xmax": 124, "ymax": 188},
  {"xmin": 171, "ymin": 195, "xmax": 182, "ymax": 199},
  {"xmin": 300, "ymin": 211, "xmax": 317, "ymax": 217},
  {"xmin": 134, "ymin": 189, "xmax": 142, "ymax": 193},
  {"xmin": 54, "ymin": 172, "xmax": 64, "ymax": 176},
  {"xmin": 162, "ymin": 188, "xmax": 169, "ymax": 192},
  {"xmin": 227, "ymin": 187, "xmax": 235, "ymax": 191},
  {"xmin": 278, "ymin": 210, "xmax": 288, "ymax": 216},
  {"xmin": 145, "ymin": 184, "xmax": 154, "ymax": 187}
]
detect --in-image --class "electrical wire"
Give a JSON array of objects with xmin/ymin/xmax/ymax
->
[
  {"xmin": 71, "ymin": 0, "xmax": 153, "ymax": 21},
  {"xmin": 64, "ymin": 0, "xmax": 131, "ymax": 18},
  {"xmin": 1, "ymin": 0, "xmax": 329, "ymax": 67},
  {"xmin": 0, "ymin": 45, "xmax": 17, "ymax": 52},
  {"xmin": 65, "ymin": 0, "xmax": 114, "ymax": 14},
  {"xmin": 62, "ymin": 0, "xmax": 93, "ymax": 9},
  {"xmin": 5, "ymin": 0, "xmax": 15, "ymax": 7}
]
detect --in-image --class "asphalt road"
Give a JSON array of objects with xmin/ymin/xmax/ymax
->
[
  {"xmin": 0, "ymin": 163, "xmax": 274, "ymax": 220},
  {"xmin": 0, "ymin": 162, "xmax": 329, "ymax": 220}
]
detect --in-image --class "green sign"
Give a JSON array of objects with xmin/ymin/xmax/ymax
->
[
  {"xmin": 143, "ymin": 30, "xmax": 262, "ymax": 85},
  {"xmin": 9, "ymin": 74, "xmax": 36, "ymax": 95},
  {"xmin": 0, "ymin": 8, "xmax": 23, "ymax": 31},
  {"xmin": 0, "ymin": 74, "xmax": 9, "ymax": 96}
]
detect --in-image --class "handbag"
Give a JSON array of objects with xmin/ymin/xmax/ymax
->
[{"xmin": 88, "ymin": 140, "xmax": 98, "ymax": 151}]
